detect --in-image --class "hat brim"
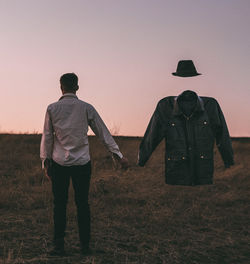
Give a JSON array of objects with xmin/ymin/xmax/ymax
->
[{"xmin": 172, "ymin": 72, "xmax": 202, "ymax": 77}]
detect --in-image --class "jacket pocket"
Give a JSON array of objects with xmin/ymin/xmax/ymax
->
[
  {"xmin": 195, "ymin": 119, "xmax": 214, "ymax": 139},
  {"xmin": 196, "ymin": 152, "xmax": 214, "ymax": 176},
  {"xmin": 167, "ymin": 121, "xmax": 185, "ymax": 141},
  {"xmin": 165, "ymin": 154, "xmax": 189, "ymax": 184},
  {"xmin": 166, "ymin": 155, "xmax": 188, "ymax": 173},
  {"xmin": 198, "ymin": 152, "xmax": 213, "ymax": 159}
]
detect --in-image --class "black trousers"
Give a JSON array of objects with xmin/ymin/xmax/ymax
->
[{"xmin": 51, "ymin": 160, "xmax": 91, "ymax": 247}]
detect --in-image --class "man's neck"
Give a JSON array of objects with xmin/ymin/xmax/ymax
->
[{"xmin": 62, "ymin": 91, "xmax": 76, "ymax": 95}]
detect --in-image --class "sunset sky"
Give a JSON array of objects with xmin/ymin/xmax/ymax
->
[{"xmin": 0, "ymin": 0, "xmax": 249, "ymax": 136}]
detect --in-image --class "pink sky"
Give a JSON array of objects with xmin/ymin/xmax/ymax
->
[{"xmin": 0, "ymin": 0, "xmax": 249, "ymax": 136}]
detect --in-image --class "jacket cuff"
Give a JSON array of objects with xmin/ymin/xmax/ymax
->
[
  {"xmin": 224, "ymin": 160, "xmax": 234, "ymax": 168},
  {"xmin": 137, "ymin": 152, "xmax": 146, "ymax": 166},
  {"xmin": 138, "ymin": 161, "xmax": 145, "ymax": 167}
]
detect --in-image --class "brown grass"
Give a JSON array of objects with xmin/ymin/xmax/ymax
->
[{"xmin": 0, "ymin": 134, "xmax": 249, "ymax": 264}]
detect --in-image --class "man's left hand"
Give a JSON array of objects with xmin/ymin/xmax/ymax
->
[
  {"xmin": 119, "ymin": 157, "xmax": 129, "ymax": 170},
  {"xmin": 44, "ymin": 159, "xmax": 53, "ymax": 181},
  {"xmin": 113, "ymin": 154, "xmax": 129, "ymax": 170}
]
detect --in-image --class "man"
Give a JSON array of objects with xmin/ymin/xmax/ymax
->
[
  {"xmin": 138, "ymin": 60, "xmax": 234, "ymax": 185},
  {"xmin": 40, "ymin": 73, "xmax": 128, "ymax": 256}
]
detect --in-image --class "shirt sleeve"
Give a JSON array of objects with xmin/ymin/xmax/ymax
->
[
  {"xmin": 40, "ymin": 106, "xmax": 54, "ymax": 168},
  {"xmin": 87, "ymin": 105, "xmax": 123, "ymax": 159}
]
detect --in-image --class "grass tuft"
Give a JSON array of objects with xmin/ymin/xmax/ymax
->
[{"xmin": 0, "ymin": 135, "xmax": 249, "ymax": 263}]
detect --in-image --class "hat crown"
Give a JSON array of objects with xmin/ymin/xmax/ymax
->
[{"xmin": 172, "ymin": 60, "xmax": 201, "ymax": 77}]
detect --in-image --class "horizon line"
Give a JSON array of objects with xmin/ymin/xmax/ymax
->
[{"xmin": 0, "ymin": 132, "xmax": 249, "ymax": 139}]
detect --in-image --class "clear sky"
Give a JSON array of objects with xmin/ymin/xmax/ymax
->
[{"xmin": 0, "ymin": 0, "xmax": 249, "ymax": 136}]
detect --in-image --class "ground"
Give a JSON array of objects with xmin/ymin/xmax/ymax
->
[{"xmin": 0, "ymin": 135, "xmax": 249, "ymax": 264}]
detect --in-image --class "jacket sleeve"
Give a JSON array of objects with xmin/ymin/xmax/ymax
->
[
  {"xmin": 87, "ymin": 105, "xmax": 123, "ymax": 159},
  {"xmin": 40, "ymin": 106, "xmax": 54, "ymax": 168},
  {"xmin": 138, "ymin": 104, "xmax": 165, "ymax": 166},
  {"xmin": 212, "ymin": 100, "xmax": 234, "ymax": 168}
]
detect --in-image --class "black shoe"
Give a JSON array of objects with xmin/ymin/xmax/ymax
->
[
  {"xmin": 49, "ymin": 238, "xmax": 65, "ymax": 256},
  {"xmin": 49, "ymin": 246, "xmax": 66, "ymax": 256},
  {"xmin": 81, "ymin": 246, "xmax": 92, "ymax": 256}
]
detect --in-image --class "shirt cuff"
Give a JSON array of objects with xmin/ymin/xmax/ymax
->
[{"xmin": 113, "ymin": 151, "xmax": 123, "ymax": 159}]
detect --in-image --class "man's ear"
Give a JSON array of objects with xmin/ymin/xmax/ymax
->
[{"xmin": 75, "ymin": 85, "xmax": 79, "ymax": 91}]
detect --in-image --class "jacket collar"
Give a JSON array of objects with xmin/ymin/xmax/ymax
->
[
  {"xmin": 173, "ymin": 90, "xmax": 204, "ymax": 116},
  {"xmin": 59, "ymin": 93, "xmax": 78, "ymax": 100}
]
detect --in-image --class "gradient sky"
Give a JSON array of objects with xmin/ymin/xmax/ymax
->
[{"xmin": 0, "ymin": 0, "xmax": 249, "ymax": 136}]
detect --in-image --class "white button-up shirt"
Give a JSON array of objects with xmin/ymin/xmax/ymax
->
[{"xmin": 40, "ymin": 93, "xmax": 123, "ymax": 167}]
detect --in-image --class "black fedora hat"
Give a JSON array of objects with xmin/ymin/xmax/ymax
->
[{"xmin": 172, "ymin": 60, "xmax": 201, "ymax": 77}]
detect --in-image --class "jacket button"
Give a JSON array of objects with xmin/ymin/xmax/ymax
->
[
  {"xmin": 201, "ymin": 155, "xmax": 204, "ymax": 159},
  {"xmin": 171, "ymin": 123, "xmax": 175, "ymax": 126},
  {"xmin": 182, "ymin": 157, "xmax": 186, "ymax": 160},
  {"xmin": 168, "ymin": 158, "xmax": 171, "ymax": 160},
  {"xmin": 204, "ymin": 121, "xmax": 207, "ymax": 125}
]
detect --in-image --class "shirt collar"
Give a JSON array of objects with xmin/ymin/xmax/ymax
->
[
  {"xmin": 59, "ymin": 93, "xmax": 78, "ymax": 100},
  {"xmin": 173, "ymin": 90, "xmax": 205, "ymax": 116}
]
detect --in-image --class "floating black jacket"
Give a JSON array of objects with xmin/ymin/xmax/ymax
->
[{"xmin": 138, "ymin": 90, "xmax": 234, "ymax": 185}]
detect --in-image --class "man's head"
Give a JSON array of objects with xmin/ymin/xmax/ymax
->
[{"xmin": 60, "ymin": 73, "xmax": 79, "ymax": 93}]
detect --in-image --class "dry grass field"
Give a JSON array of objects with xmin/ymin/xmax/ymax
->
[{"xmin": 0, "ymin": 134, "xmax": 249, "ymax": 264}]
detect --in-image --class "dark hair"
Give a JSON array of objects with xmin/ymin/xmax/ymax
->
[{"xmin": 60, "ymin": 73, "xmax": 78, "ymax": 91}]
